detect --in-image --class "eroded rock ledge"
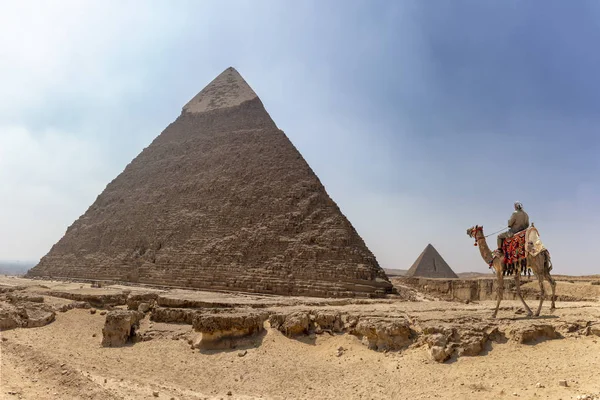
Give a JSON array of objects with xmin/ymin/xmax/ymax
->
[{"xmin": 146, "ymin": 306, "xmax": 600, "ymax": 362}]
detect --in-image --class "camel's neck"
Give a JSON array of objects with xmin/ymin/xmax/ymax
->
[{"xmin": 476, "ymin": 233, "xmax": 494, "ymax": 262}]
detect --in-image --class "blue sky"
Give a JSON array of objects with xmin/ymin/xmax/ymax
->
[{"xmin": 1, "ymin": 0, "xmax": 599, "ymax": 275}]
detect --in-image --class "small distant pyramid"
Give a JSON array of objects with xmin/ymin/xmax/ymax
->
[
  {"xmin": 405, "ymin": 244, "xmax": 458, "ymax": 279},
  {"xmin": 27, "ymin": 67, "xmax": 393, "ymax": 298}
]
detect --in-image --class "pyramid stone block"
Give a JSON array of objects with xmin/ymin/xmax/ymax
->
[
  {"xmin": 27, "ymin": 67, "xmax": 393, "ymax": 298},
  {"xmin": 405, "ymin": 244, "xmax": 458, "ymax": 279}
]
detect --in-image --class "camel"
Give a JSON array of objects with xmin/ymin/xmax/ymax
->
[{"xmin": 466, "ymin": 225, "xmax": 556, "ymax": 318}]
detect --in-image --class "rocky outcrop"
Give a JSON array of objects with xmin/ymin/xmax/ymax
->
[
  {"xmin": 268, "ymin": 312, "xmax": 311, "ymax": 336},
  {"xmin": 6, "ymin": 293, "xmax": 45, "ymax": 303},
  {"xmin": 126, "ymin": 292, "xmax": 159, "ymax": 311},
  {"xmin": 191, "ymin": 312, "xmax": 268, "ymax": 349},
  {"xmin": 46, "ymin": 291, "xmax": 127, "ymax": 308},
  {"xmin": 506, "ymin": 324, "xmax": 560, "ymax": 344},
  {"xmin": 353, "ymin": 318, "xmax": 413, "ymax": 351},
  {"xmin": 27, "ymin": 67, "xmax": 393, "ymax": 299},
  {"xmin": 57, "ymin": 301, "xmax": 91, "ymax": 312},
  {"xmin": 311, "ymin": 311, "xmax": 345, "ymax": 334},
  {"xmin": 400, "ymin": 277, "xmax": 589, "ymax": 302},
  {"xmin": 420, "ymin": 324, "xmax": 495, "ymax": 362},
  {"xmin": 267, "ymin": 311, "xmax": 413, "ymax": 351},
  {"xmin": 150, "ymin": 307, "xmax": 200, "ymax": 325},
  {"xmin": 101, "ymin": 310, "xmax": 144, "ymax": 347},
  {"xmin": 155, "ymin": 296, "xmax": 235, "ymax": 309},
  {"xmin": 0, "ymin": 301, "xmax": 56, "ymax": 331},
  {"xmin": 401, "ymin": 277, "xmax": 513, "ymax": 302}
]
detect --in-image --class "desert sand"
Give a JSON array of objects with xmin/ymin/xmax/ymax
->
[{"xmin": 2, "ymin": 275, "xmax": 600, "ymax": 400}]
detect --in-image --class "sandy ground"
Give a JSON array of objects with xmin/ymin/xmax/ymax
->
[
  {"xmin": 2, "ymin": 276, "xmax": 600, "ymax": 400},
  {"xmin": 2, "ymin": 308, "xmax": 600, "ymax": 400}
]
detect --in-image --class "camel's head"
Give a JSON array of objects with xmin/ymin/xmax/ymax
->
[{"xmin": 466, "ymin": 225, "xmax": 484, "ymax": 240}]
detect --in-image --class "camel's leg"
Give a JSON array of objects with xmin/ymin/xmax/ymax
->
[
  {"xmin": 545, "ymin": 261, "xmax": 556, "ymax": 311},
  {"xmin": 534, "ymin": 273, "xmax": 545, "ymax": 317},
  {"xmin": 513, "ymin": 263, "xmax": 533, "ymax": 317},
  {"xmin": 547, "ymin": 273, "xmax": 556, "ymax": 311},
  {"xmin": 492, "ymin": 262, "xmax": 504, "ymax": 318},
  {"xmin": 528, "ymin": 255, "xmax": 545, "ymax": 317}
]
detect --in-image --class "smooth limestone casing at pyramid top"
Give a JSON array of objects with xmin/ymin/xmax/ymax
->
[{"xmin": 28, "ymin": 67, "xmax": 394, "ymax": 298}]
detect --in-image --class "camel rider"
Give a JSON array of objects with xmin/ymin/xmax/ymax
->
[{"xmin": 497, "ymin": 201, "xmax": 530, "ymax": 251}]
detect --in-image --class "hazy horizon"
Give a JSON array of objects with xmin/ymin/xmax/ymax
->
[{"xmin": 2, "ymin": 1, "xmax": 600, "ymax": 275}]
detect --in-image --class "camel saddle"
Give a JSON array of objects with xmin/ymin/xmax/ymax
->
[
  {"xmin": 502, "ymin": 230, "xmax": 527, "ymax": 265},
  {"xmin": 496, "ymin": 226, "xmax": 547, "ymax": 266}
]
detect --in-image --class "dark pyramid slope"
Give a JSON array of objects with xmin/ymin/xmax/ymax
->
[
  {"xmin": 28, "ymin": 67, "xmax": 394, "ymax": 298},
  {"xmin": 405, "ymin": 244, "xmax": 458, "ymax": 279}
]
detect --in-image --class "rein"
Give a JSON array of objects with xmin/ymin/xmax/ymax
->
[
  {"xmin": 470, "ymin": 226, "xmax": 507, "ymax": 246},
  {"xmin": 484, "ymin": 227, "xmax": 508, "ymax": 238}
]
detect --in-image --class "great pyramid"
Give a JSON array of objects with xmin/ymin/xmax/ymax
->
[
  {"xmin": 27, "ymin": 67, "xmax": 394, "ymax": 298},
  {"xmin": 405, "ymin": 244, "xmax": 458, "ymax": 279}
]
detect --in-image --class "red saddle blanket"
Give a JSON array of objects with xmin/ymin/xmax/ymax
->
[{"xmin": 502, "ymin": 230, "xmax": 527, "ymax": 265}]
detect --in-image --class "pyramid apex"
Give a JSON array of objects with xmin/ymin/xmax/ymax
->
[{"xmin": 183, "ymin": 67, "xmax": 258, "ymax": 114}]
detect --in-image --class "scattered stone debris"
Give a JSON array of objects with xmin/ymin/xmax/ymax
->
[
  {"xmin": 576, "ymin": 395, "xmax": 600, "ymax": 400},
  {"xmin": 558, "ymin": 380, "xmax": 568, "ymax": 387},
  {"xmin": 90, "ymin": 308, "xmax": 97, "ymax": 314},
  {"xmin": 152, "ymin": 390, "xmax": 159, "ymax": 397},
  {"xmin": 58, "ymin": 301, "xmax": 90, "ymax": 313},
  {"xmin": 238, "ymin": 350, "xmax": 248, "ymax": 357}
]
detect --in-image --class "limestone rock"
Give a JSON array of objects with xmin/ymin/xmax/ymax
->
[
  {"xmin": 353, "ymin": 318, "xmax": 412, "ymax": 351},
  {"xmin": 312, "ymin": 311, "xmax": 344, "ymax": 333},
  {"xmin": 0, "ymin": 302, "xmax": 20, "ymax": 330},
  {"xmin": 23, "ymin": 306, "xmax": 56, "ymax": 328},
  {"xmin": 192, "ymin": 312, "xmax": 268, "ymax": 349},
  {"xmin": 127, "ymin": 293, "xmax": 158, "ymax": 311},
  {"xmin": 7, "ymin": 293, "xmax": 44, "ymax": 303},
  {"xmin": 269, "ymin": 312, "xmax": 310, "ymax": 336},
  {"xmin": 58, "ymin": 301, "xmax": 91, "ymax": 312},
  {"xmin": 429, "ymin": 345, "xmax": 451, "ymax": 363},
  {"xmin": 46, "ymin": 291, "xmax": 126, "ymax": 308},
  {"xmin": 0, "ymin": 301, "xmax": 55, "ymax": 330},
  {"xmin": 138, "ymin": 302, "xmax": 151, "ymax": 313},
  {"xmin": 508, "ymin": 324, "xmax": 560, "ymax": 344},
  {"xmin": 150, "ymin": 307, "xmax": 199, "ymax": 325},
  {"xmin": 101, "ymin": 310, "xmax": 143, "ymax": 347}
]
